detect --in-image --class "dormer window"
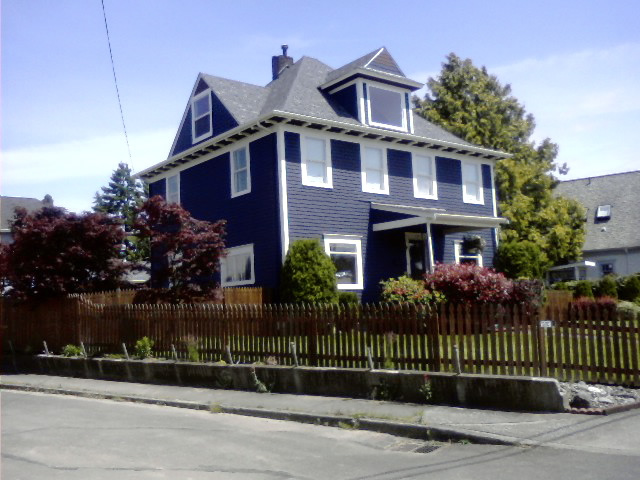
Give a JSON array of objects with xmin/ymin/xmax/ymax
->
[
  {"xmin": 192, "ymin": 90, "xmax": 212, "ymax": 142},
  {"xmin": 596, "ymin": 205, "xmax": 611, "ymax": 220},
  {"xmin": 366, "ymin": 83, "xmax": 408, "ymax": 132}
]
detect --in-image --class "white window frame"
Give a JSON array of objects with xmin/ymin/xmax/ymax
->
[
  {"xmin": 301, "ymin": 136, "xmax": 333, "ymax": 188},
  {"xmin": 454, "ymin": 240, "xmax": 483, "ymax": 267},
  {"xmin": 412, "ymin": 154, "xmax": 437, "ymax": 199},
  {"xmin": 166, "ymin": 174, "xmax": 180, "ymax": 204},
  {"xmin": 230, "ymin": 146, "xmax": 251, "ymax": 198},
  {"xmin": 366, "ymin": 83, "xmax": 408, "ymax": 132},
  {"xmin": 360, "ymin": 145, "xmax": 389, "ymax": 194},
  {"xmin": 461, "ymin": 161, "xmax": 484, "ymax": 205},
  {"xmin": 191, "ymin": 90, "xmax": 212, "ymax": 143},
  {"xmin": 323, "ymin": 235, "xmax": 364, "ymax": 290},
  {"xmin": 221, "ymin": 244, "xmax": 255, "ymax": 287}
]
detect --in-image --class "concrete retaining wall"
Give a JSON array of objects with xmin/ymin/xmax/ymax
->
[{"xmin": 7, "ymin": 355, "xmax": 566, "ymax": 412}]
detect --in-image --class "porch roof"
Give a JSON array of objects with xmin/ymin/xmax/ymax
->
[{"xmin": 370, "ymin": 202, "xmax": 509, "ymax": 232}]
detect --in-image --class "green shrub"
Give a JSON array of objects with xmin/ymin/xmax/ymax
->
[
  {"xmin": 337, "ymin": 291, "xmax": 359, "ymax": 305},
  {"xmin": 551, "ymin": 281, "xmax": 569, "ymax": 291},
  {"xmin": 617, "ymin": 301, "xmax": 640, "ymax": 323},
  {"xmin": 573, "ymin": 280, "xmax": 594, "ymax": 299},
  {"xmin": 61, "ymin": 344, "xmax": 83, "ymax": 357},
  {"xmin": 494, "ymin": 240, "xmax": 550, "ymax": 279},
  {"xmin": 618, "ymin": 275, "xmax": 640, "ymax": 302},
  {"xmin": 280, "ymin": 239, "xmax": 338, "ymax": 304},
  {"xmin": 134, "ymin": 336, "xmax": 154, "ymax": 359},
  {"xmin": 183, "ymin": 336, "xmax": 200, "ymax": 362},
  {"xmin": 380, "ymin": 275, "xmax": 445, "ymax": 305},
  {"xmin": 596, "ymin": 275, "xmax": 618, "ymax": 299}
]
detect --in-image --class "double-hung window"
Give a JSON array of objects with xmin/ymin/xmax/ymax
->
[
  {"xmin": 462, "ymin": 161, "xmax": 483, "ymax": 204},
  {"xmin": 454, "ymin": 240, "xmax": 483, "ymax": 267},
  {"xmin": 166, "ymin": 174, "xmax": 180, "ymax": 204},
  {"xmin": 323, "ymin": 236, "xmax": 363, "ymax": 290},
  {"xmin": 301, "ymin": 136, "xmax": 332, "ymax": 188},
  {"xmin": 367, "ymin": 84, "xmax": 407, "ymax": 132},
  {"xmin": 361, "ymin": 146, "xmax": 389, "ymax": 194},
  {"xmin": 412, "ymin": 154, "xmax": 437, "ymax": 199},
  {"xmin": 221, "ymin": 244, "xmax": 255, "ymax": 286},
  {"xmin": 231, "ymin": 146, "xmax": 251, "ymax": 197},
  {"xmin": 192, "ymin": 91, "xmax": 212, "ymax": 143}
]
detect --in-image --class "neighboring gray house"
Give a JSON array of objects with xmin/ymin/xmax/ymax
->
[
  {"xmin": 554, "ymin": 171, "xmax": 640, "ymax": 280},
  {"xmin": 0, "ymin": 195, "xmax": 53, "ymax": 244}
]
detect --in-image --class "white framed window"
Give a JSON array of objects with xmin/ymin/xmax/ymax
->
[
  {"xmin": 301, "ymin": 136, "xmax": 332, "ymax": 188},
  {"xmin": 361, "ymin": 145, "xmax": 389, "ymax": 194},
  {"xmin": 192, "ymin": 90, "xmax": 212, "ymax": 143},
  {"xmin": 221, "ymin": 244, "xmax": 255, "ymax": 286},
  {"xmin": 323, "ymin": 235, "xmax": 363, "ymax": 290},
  {"xmin": 454, "ymin": 240, "xmax": 483, "ymax": 267},
  {"xmin": 596, "ymin": 205, "xmax": 611, "ymax": 219},
  {"xmin": 412, "ymin": 154, "xmax": 437, "ymax": 199},
  {"xmin": 230, "ymin": 146, "xmax": 251, "ymax": 197},
  {"xmin": 166, "ymin": 174, "xmax": 180, "ymax": 204},
  {"xmin": 462, "ymin": 161, "xmax": 484, "ymax": 204},
  {"xmin": 366, "ymin": 84, "xmax": 407, "ymax": 132}
]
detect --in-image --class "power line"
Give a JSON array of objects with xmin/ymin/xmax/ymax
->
[{"xmin": 100, "ymin": 0, "xmax": 133, "ymax": 167}]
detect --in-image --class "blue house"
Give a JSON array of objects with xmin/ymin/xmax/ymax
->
[{"xmin": 137, "ymin": 46, "xmax": 509, "ymax": 301}]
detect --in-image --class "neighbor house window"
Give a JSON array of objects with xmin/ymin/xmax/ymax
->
[
  {"xmin": 454, "ymin": 240, "xmax": 483, "ymax": 267},
  {"xmin": 167, "ymin": 174, "xmax": 180, "ymax": 204},
  {"xmin": 192, "ymin": 90, "xmax": 212, "ymax": 142},
  {"xmin": 302, "ymin": 136, "xmax": 332, "ymax": 188},
  {"xmin": 599, "ymin": 261, "xmax": 615, "ymax": 276},
  {"xmin": 596, "ymin": 205, "xmax": 611, "ymax": 220},
  {"xmin": 462, "ymin": 161, "xmax": 483, "ymax": 204},
  {"xmin": 367, "ymin": 84, "xmax": 407, "ymax": 131},
  {"xmin": 231, "ymin": 146, "xmax": 251, "ymax": 197},
  {"xmin": 361, "ymin": 146, "xmax": 389, "ymax": 194},
  {"xmin": 323, "ymin": 236, "xmax": 363, "ymax": 290},
  {"xmin": 412, "ymin": 154, "xmax": 437, "ymax": 199},
  {"xmin": 221, "ymin": 244, "xmax": 255, "ymax": 286}
]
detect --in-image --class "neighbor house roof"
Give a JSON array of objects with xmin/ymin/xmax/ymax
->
[
  {"xmin": 554, "ymin": 171, "xmax": 640, "ymax": 251},
  {"xmin": 0, "ymin": 196, "xmax": 50, "ymax": 232}
]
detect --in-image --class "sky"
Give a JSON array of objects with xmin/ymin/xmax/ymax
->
[{"xmin": 2, "ymin": 0, "xmax": 639, "ymax": 213}]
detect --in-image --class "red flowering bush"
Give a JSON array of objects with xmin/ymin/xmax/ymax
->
[{"xmin": 424, "ymin": 263, "xmax": 512, "ymax": 304}]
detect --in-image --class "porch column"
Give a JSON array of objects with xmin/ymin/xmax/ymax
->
[{"xmin": 426, "ymin": 222, "xmax": 435, "ymax": 273}]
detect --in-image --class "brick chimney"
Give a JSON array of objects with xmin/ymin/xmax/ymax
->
[{"xmin": 272, "ymin": 45, "xmax": 293, "ymax": 81}]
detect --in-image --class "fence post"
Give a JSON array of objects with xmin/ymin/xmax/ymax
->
[{"xmin": 534, "ymin": 307, "xmax": 547, "ymax": 377}]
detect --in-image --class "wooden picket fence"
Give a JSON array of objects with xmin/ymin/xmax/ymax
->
[
  {"xmin": 78, "ymin": 287, "xmax": 271, "ymax": 306},
  {"xmin": 2, "ymin": 297, "xmax": 639, "ymax": 386}
]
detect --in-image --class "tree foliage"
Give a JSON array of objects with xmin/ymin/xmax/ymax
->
[
  {"xmin": 414, "ymin": 53, "xmax": 585, "ymax": 268},
  {"xmin": 93, "ymin": 162, "xmax": 148, "ymax": 263},
  {"xmin": 133, "ymin": 196, "xmax": 226, "ymax": 303},
  {"xmin": 494, "ymin": 239, "xmax": 550, "ymax": 279},
  {"xmin": 1, "ymin": 207, "xmax": 126, "ymax": 300},
  {"xmin": 280, "ymin": 239, "xmax": 338, "ymax": 304}
]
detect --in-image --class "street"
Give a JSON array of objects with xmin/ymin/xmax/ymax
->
[{"xmin": 2, "ymin": 391, "xmax": 639, "ymax": 479}]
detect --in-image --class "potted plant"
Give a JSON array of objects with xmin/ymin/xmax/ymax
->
[{"xmin": 462, "ymin": 235, "xmax": 486, "ymax": 254}]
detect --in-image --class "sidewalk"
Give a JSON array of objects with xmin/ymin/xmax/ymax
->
[{"xmin": 2, "ymin": 373, "xmax": 639, "ymax": 456}]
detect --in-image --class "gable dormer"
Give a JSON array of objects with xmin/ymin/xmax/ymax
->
[{"xmin": 321, "ymin": 48, "xmax": 423, "ymax": 134}]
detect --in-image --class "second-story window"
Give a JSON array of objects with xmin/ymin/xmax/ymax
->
[
  {"xmin": 412, "ymin": 154, "xmax": 437, "ymax": 199},
  {"xmin": 231, "ymin": 146, "xmax": 251, "ymax": 197},
  {"xmin": 167, "ymin": 174, "xmax": 180, "ymax": 204},
  {"xmin": 192, "ymin": 90, "xmax": 212, "ymax": 143},
  {"xmin": 462, "ymin": 161, "xmax": 484, "ymax": 204},
  {"xmin": 302, "ymin": 136, "xmax": 332, "ymax": 188},
  {"xmin": 361, "ymin": 146, "xmax": 389, "ymax": 194}
]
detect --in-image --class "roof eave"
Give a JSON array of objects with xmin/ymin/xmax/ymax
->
[{"xmin": 321, "ymin": 67, "xmax": 423, "ymax": 91}]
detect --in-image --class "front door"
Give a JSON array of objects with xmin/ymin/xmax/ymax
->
[{"xmin": 405, "ymin": 232, "xmax": 426, "ymax": 280}]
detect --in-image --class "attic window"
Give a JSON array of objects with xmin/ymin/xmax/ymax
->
[
  {"xmin": 192, "ymin": 90, "xmax": 212, "ymax": 142},
  {"xmin": 596, "ymin": 205, "xmax": 611, "ymax": 219},
  {"xmin": 366, "ymin": 84, "xmax": 407, "ymax": 131}
]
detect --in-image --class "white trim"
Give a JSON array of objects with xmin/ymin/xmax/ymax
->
[
  {"xmin": 191, "ymin": 89, "xmax": 212, "ymax": 143},
  {"xmin": 489, "ymin": 163, "xmax": 499, "ymax": 248},
  {"xmin": 360, "ymin": 144, "xmax": 389, "ymax": 194},
  {"xmin": 363, "ymin": 48, "xmax": 385, "ymax": 69},
  {"xmin": 411, "ymin": 153, "xmax": 437, "ymax": 199},
  {"xmin": 166, "ymin": 173, "xmax": 180, "ymax": 204},
  {"xmin": 301, "ymin": 135, "xmax": 333, "ymax": 188},
  {"xmin": 356, "ymin": 80, "xmax": 366, "ymax": 122},
  {"xmin": 221, "ymin": 243, "xmax": 255, "ymax": 287},
  {"xmin": 407, "ymin": 99, "xmax": 415, "ymax": 134},
  {"xmin": 276, "ymin": 127, "xmax": 290, "ymax": 262},
  {"xmin": 461, "ymin": 160, "xmax": 484, "ymax": 205},
  {"xmin": 426, "ymin": 223, "xmax": 434, "ymax": 273},
  {"xmin": 230, "ymin": 145, "xmax": 251, "ymax": 198},
  {"xmin": 320, "ymin": 67, "xmax": 423, "ymax": 91},
  {"xmin": 454, "ymin": 240, "xmax": 483, "ymax": 267},
  {"xmin": 365, "ymin": 83, "xmax": 408, "ymax": 132},
  {"xmin": 327, "ymin": 78, "xmax": 359, "ymax": 95},
  {"xmin": 373, "ymin": 217, "xmax": 427, "ymax": 232},
  {"xmin": 323, "ymin": 235, "xmax": 364, "ymax": 290}
]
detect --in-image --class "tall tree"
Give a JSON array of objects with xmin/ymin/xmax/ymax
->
[
  {"xmin": 414, "ymin": 53, "xmax": 585, "ymax": 274},
  {"xmin": 133, "ymin": 196, "xmax": 226, "ymax": 303},
  {"xmin": 1, "ymin": 207, "xmax": 126, "ymax": 300},
  {"xmin": 93, "ymin": 162, "xmax": 148, "ymax": 263}
]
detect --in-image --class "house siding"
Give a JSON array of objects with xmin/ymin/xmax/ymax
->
[{"xmin": 330, "ymin": 84, "xmax": 359, "ymax": 120}]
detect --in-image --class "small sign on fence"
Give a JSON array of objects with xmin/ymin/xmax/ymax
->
[{"xmin": 539, "ymin": 320, "xmax": 554, "ymax": 328}]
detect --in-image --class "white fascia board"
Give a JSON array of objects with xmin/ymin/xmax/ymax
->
[
  {"xmin": 321, "ymin": 68, "xmax": 423, "ymax": 91},
  {"xmin": 370, "ymin": 202, "xmax": 445, "ymax": 216},
  {"xmin": 548, "ymin": 261, "xmax": 597, "ymax": 271},
  {"xmin": 433, "ymin": 213, "xmax": 509, "ymax": 228}
]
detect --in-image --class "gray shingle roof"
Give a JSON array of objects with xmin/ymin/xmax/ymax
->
[
  {"xmin": 554, "ymin": 171, "xmax": 640, "ymax": 251},
  {"xmin": 0, "ymin": 196, "xmax": 49, "ymax": 231},
  {"xmin": 201, "ymin": 74, "xmax": 269, "ymax": 125}
]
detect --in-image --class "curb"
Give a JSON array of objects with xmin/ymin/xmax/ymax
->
[{"xmin": 1, "ymin": 383, "xmax": 520, "ymax": 446}]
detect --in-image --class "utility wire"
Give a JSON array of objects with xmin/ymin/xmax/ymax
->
[{"xmin": 101, "ymin": 0, "xmax": 133, "ymax": 167}]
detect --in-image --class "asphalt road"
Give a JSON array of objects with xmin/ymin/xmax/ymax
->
[{"xmin": 2, "ymin": 391, "xmax": 639, "ymax": 480}]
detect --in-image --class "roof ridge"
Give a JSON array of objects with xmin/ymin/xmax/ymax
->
[{"xmin": 558, "ymin": 170, "xmax": 640, "ymax": 183}]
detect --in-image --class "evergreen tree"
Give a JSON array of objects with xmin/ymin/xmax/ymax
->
[
  {"xmin": 414, "ymin": 53, "xmax": 585, "ymax": 269},
  {"xmin": 93, "ymin": 162, "xmax": 148, "ymax": 263},
  {"xmin": 280, "ymin": 239, "xmax": 338, "ymax": 304}
]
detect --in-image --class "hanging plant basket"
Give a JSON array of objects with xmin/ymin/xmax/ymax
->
[{"xmin": 462, "ymin": 235, "xmax": 486, "ymax": 254}]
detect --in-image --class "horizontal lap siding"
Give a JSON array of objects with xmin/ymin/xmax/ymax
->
[{"xmin": 330, "ymin": 85, "xmax": 359, "ymax": 119}]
